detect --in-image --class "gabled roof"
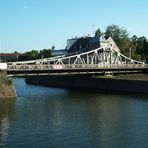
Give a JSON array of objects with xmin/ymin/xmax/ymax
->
[
  {"xmin": 89, "ymin": 36, "xmax": 100, "ymax": 43},
  {"xmin": 100, "ymin": 35, "xmax": 109, "ymax": 43},
  {"xmin": 71, "ymin": 36, "xmax": 92, "ymax": 48}
]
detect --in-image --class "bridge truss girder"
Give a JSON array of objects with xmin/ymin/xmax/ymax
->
[{"xmin": 7, "ymin": 46, "xmax": 144, "ymax": 71}]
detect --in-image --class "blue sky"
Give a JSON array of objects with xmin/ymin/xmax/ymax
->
[{"xmin": 0, "ymin": 0, "xmax": 148, "ymax": 52}]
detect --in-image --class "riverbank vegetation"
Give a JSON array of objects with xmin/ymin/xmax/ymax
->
[
  {"xmin": 1, "ymin": 48, "xmax": 52, "ymax": 62},
  {"xmin": 95, "ymin": 25, "xmax": 148, "ymax": 62},
  {"xmin": 0, "ymin": 71, "xmax": 15, "ymax": 98}
]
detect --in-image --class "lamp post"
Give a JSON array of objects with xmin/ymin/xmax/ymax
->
[
  {"xmin": 0, "ymin": 40, "xmax": 1, "ymax": 62},
  {"xmin": 129, "ymin": 39, "xmax": 132, "ymax": 59},
  {"xmin": 129, "ymin": 47, "xmax": 131, "ymax": 59},
  {"xmin": 16, "ymin": 54, "xmax": 18, "ymax": 62},
  {"xmin": 5, "ymin": 53, "xmax": 6, "ymax": 62}
]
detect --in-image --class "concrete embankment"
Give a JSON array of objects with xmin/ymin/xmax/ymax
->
[
  {"xmin": 0, "ymin": 70, "xmax": 16, "ymax": 99},
  {"xmin": 25, "ymin": 74, "xmax": 148, "ymax": 94}
]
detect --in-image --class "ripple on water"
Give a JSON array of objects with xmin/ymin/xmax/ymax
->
[{"xmin": 0, "ymin": 77, "xmax": 148, "ymax": 148}]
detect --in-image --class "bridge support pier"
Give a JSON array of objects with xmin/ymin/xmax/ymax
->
[{"xmin": 0, "ymin": 70, "xmax": 16, "ymax": 98}]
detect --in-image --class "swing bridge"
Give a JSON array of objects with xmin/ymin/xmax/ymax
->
[{"xmin": 6, "ymin": 46, "xmax": 148, "ymax": 76}]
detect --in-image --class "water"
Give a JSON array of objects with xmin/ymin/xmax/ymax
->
[{"xmin": 0, "ymin": 78, "xmax": 148, "ymax": 148}]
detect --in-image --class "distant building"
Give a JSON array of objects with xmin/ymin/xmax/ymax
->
[
  {"xmin": 100, "ymin": 35, "xmax": 120, "ymax": 51},
  {"xmin": 67, "ymin": 35, "xmax": 120, "ymax": 54},
  {"xmin": 67, "ymin": 36, "xmax": 100, "ymax": 54},
  {"xmin": 51, "ymin": 35, "xmax": 120, "ymax": 56},
  {"xmin": 51, "ymin": 49, "xmax": 67, "ymax": 57}
]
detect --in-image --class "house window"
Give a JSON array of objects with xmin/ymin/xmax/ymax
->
[{"xmin": 82, "ymin": 44, "xmax": 85, "ymax": 48}]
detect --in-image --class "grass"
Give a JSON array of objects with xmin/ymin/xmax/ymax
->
[{"xmin": 0, "ymin": 83, "xmax": 6, "ymax": 96}]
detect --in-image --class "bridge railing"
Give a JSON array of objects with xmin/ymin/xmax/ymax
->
[
  {"xmin": 7, "ymin": 63, "xmax": 147, "ymax": 71},
  {"xmin": 62, "ymin": 64, "xmax": 146, "ymax": 69}
]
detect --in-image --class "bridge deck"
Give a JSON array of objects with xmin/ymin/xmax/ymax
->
[{"xmin": 7, "ymin": 66, "xmax": 148, "ymax": 76}]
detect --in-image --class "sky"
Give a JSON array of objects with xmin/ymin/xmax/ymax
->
[{"xmin": 0, "ymin": 0, "xmax": 148, "ymax": 52}]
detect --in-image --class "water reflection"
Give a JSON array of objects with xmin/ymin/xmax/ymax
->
[
  {"xmin": 1, "ymin": 78, "xmax": 148, "ymax": 148},
  {"xmin": 0, "ymin": 99, "xmax": 16, "ymax": 147}
]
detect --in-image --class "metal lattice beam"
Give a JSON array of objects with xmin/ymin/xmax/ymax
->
[{"xmin": 7, "ymin": 46, "xmax": 145, "ymax": 71}]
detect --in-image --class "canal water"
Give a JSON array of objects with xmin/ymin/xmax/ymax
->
[{"xmin": 0, "ymin": 78, "xmax": 148, "ymax": 148}]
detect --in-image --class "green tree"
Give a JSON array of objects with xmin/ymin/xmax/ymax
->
[
  {"xmin": 130, "ymin": 35, "xmax": 141, "ymax": 60},
  {"xmin": 26, "ymin": 50, "xmax": 39, "ymax": 60},
  {"xmin": 95, "ymin": 28, "xmax": 102, "ymax": 36},
  {"xmin": 105, "ymin": 25, "xmax": 130, "ymax": 56},
  {"xmin": 51, "ymin": 45, "xmax": 55, "ymax": 51},
  {"xmin": 130, "ymin": 35, "xmax": 138, "ymax": 50},
  {"xmin": 136, "ymin": 36, "xmax": 147, "ymax": 55},
  {"xmin": 40, "ymin": 49, "xmax": 51, "ymax": 58}
]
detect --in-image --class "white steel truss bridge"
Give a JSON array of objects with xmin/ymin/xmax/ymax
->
[{"xmin": 7, "ymin": 46, "xmax": 148, "ymax": 76}]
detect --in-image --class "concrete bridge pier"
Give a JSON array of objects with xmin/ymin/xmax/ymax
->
[{"xmin": 0, "ymin": 70, "xmax": 16, "ymax": 99}]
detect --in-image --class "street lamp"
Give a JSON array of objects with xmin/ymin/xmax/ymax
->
[
  {"xmin": 129, "ymin": 47, "xmax": 131, "ymax": 59},
  {"xmin": 129, "ymin": 39, "xmax": 132, "ymax": 59},
  {"xmin": 16, "ymin": 55, "xmax": 18, "ymax": 62}
]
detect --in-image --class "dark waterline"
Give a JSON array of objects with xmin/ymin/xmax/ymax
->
[{"xmin": 0, "ymin": 78, "xmax": 148, "ymax": 148}]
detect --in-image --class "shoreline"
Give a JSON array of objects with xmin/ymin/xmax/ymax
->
[
  {"xmin": 25, "ymin": 74, "xmax": 148, "ymax": 94},
  {"xmin": 0, "ymin": 70, "xmax": 16, "ymax": 99}
]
